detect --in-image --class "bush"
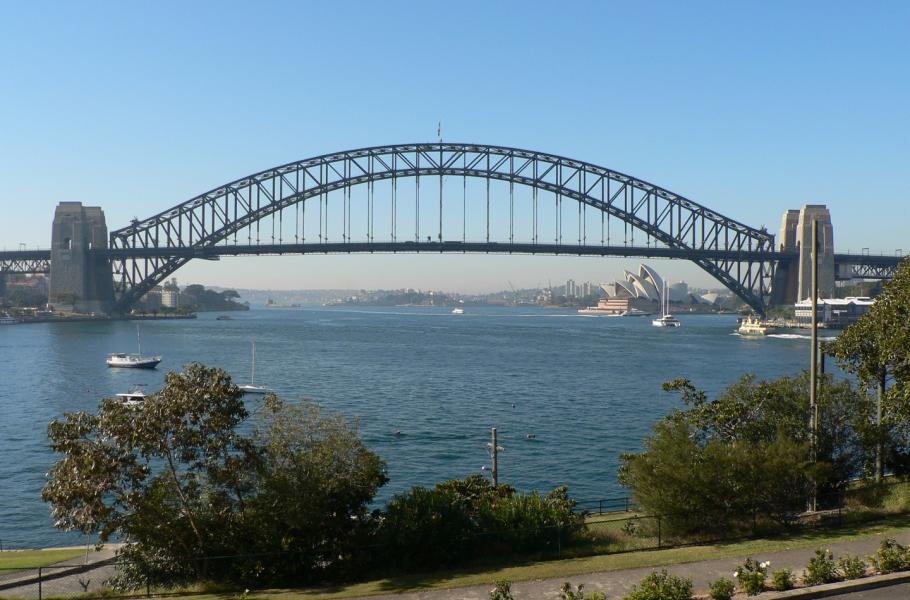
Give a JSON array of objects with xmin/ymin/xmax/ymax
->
[
  {"xmin": 561, "ymin": 582, "xmax": 606, "ymax": 600},
  {"xmin": 871, "ymin": 538, "xmax": 910, "ymax": 573},
  {"xmin": 375, "ymin": 475, "xmax": 584, "ymax": 571},
  {"xmin": 804, "ymin": 549, "xmax": 838, "ymax": 586},
  {"xmin": 838, "ymin": 555, "xmax": 867, "ymax": 580},
  {"xmin": 624, "ymin": 570, "xmax": 692, "ymax": 600},
  {"xmin": 734, "ymin": 558, "xmax": 768, "ymax": 596},
  {"xmin": 770, "ymin": 568, "xmax": 794, "ymax": 591},
  {"xmin": 708, "ymin": 577, "xmax": 735, "ymax": 600},
  {"xmin": 490, "ymin": 580, "xmax": 514, "ymax": 600}
]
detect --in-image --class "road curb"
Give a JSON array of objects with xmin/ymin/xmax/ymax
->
[{"xmin": 748, "ymin": 570, "xmax": 910, "ymax": 599}]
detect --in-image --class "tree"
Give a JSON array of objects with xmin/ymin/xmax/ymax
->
[
  {"xmin": 42, "ymin": 364, "xmax": 386, "ymax": 588},
  {"xmin": 829, "ymin": 258, "xmax": 910, "ymax": 477},
  {"xmin": 619, "ymin": 373, "xmax": 871, "ymax": 536}
]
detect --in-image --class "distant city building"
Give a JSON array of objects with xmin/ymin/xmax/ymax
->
[
  {"xmin": 161, "ymin": 278, "xmax": 179, "ymax": 309},
  {"xmin": 565, "ymin": 279, "xmax": 577, "ymax": 298},
  {"xmin": 794, "ymin": 296, "xmax": 874, "ymax": 328}
]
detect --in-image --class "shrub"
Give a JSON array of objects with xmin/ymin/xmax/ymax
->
[
  {"xmin": 871, "ymin": 538, "xmax": 910, "ymax": 573},
  {"xmin": 624, "ymin": 570, "xmax": 693, "ymax": 600},
  {"xmin": 490, "ymin": 580, "xmax": 514, "ymax": 600},
  {"xmin": 804, "ymin": 549, "xmax": 838, "ymax": 586},
  {"xmin": 708, "ymin": 577, "xmax": 735, "ymax": 600},
  {"xmin": 770, "ymin": 568, "xmax": 794, "ymax": 591},
  {"xmin": 561, "ymin": 581, "xmax": 606, "ymax": 600},
  {"xmin": 838, "ymin": 555, "xmax": 867, "ymax": 580},
  {"xmin": 734, "ymin": 557, "xmax": 769, "ymax": 596}
]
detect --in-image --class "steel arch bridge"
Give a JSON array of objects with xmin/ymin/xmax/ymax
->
[{"xmin": 109, "ymin": 143, "xmax": 777, "ymax": 314}]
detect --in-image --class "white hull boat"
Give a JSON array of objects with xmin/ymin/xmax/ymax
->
[
  {"xmin": 651, "ymin": 281, "xmax": 681, "ymax": 328},
  {"xmin": 240, "ymin": 340, "xmax": 272, "ymax": 395},
  {"xmin": 107, "ymin": 326, "xmax": 161, "ymax": 368}
]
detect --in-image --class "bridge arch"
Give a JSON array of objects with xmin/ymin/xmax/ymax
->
[{"xmin": 110, "ymin": 143, "xmax": 776, "ymax": 313}]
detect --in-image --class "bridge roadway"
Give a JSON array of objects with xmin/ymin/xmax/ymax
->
[{"xmin": 0, "ymin": 244, "xmax": 903, "ymax": 276}]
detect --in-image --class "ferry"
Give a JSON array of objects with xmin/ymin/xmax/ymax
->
[
  {"xmin": 737, "ymin": 316, "xmax": 775, "ymax": 336},
  {"xmin": 451, "ymin": 307, "xmax": 465, "ymax": 315},
  {"xmin": 0, "ymin": 313, "xmax": 17, "ymax": 325}
]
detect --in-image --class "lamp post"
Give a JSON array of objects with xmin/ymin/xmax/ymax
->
[{"xmin": 486, "ymin": 427, "xmax": 505, "ymax": 486}]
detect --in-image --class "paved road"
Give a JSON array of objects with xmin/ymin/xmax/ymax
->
[
  {"xmin": 826, "ymin": 582, "xmax": 910, "ymax": 598},
  {"xmin": 354, "ymin": 529, "xmax": 910, "ymax": 599}
]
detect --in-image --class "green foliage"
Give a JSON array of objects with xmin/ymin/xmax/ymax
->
[
  {"xmin": 708, "ymin": 577, "xmax": 735, "ymax": 600},
  {"xmin": 489, "ymin": 580, "xmax": 514, "ymax": 600},
  {"xmin": 770, "ymin": 568, "xmax": 794, "ymax": 591},
  {"xmin": 871, "ymin": 538, "xmax": 910, "ymax": 573},
  {"xmin": 375, "ymin": 475, "xmax": 583, "ymax": 571},
  {"xmin": 734, "ymin": 557, "xmax": 768, "ymax": 596},
  {"xmin": 560, "ymin": 582, "xmax": 606, "ymax": 600},
  {"xmin": 803, "ymin": 549, "xmax": 838, "ymax": 586},
  {"xmin": 838, "ymin": 555, "xmax": 867, "ymax": 580},
  {"xmin": 181, "ymin": 284, "xmax": 249, "ymax": 311},
  {"xmin": 829, "ymin": 258, "xmax": 910, "ymax": 475},
  {"xmin": 620, "ymin": 372, "xmax": 873, "ymax": 536},
  {"xmin": 43, "ymin": 364, "xmax": 386, "ymax": 589},
  {"xmin": 623, "ymin": 570, "xmax": 692, "ymax": 600}
]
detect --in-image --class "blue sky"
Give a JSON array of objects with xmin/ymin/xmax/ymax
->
[{"xmin": 1, "ymin": 1, "xmax": 907, "ymax": 292}]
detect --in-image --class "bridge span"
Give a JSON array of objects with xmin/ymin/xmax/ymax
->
[{"xmin": 0, "ymin": 143, "xmax": 905, "ymax": 315}]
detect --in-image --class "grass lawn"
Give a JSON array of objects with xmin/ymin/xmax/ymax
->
[
  {"xmin": 0, "ymin": 548, "xmax": 89, "ymax": 571},
  {"xmin": 182, "ymin": 513, "xmax": 910, "ymax": 599}
]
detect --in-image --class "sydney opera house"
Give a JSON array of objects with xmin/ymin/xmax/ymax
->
[{"xmin": 580, "ymin": 264, "xmax": 687, "ymax": 316}]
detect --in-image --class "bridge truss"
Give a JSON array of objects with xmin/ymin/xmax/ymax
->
[
  {"xmin": 109, "ymin": 143, "xmax": 777, "ymax": 313},
  {"xmin": 0, "ymin": 250, "xmax": 51, "ymax": 274}
]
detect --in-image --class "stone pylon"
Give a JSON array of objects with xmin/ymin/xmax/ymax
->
[
  {"xmin": 771, "ymin": 205, "xmax": 834, "ymax": 305},
  {"xmin": 48, "ymin": 202, "xmax": 114, "ymax": 313}
]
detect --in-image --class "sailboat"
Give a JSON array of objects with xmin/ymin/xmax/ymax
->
[
  {"xmin": 651, "ymin": 281, "xmax": 681, "ymax": 328},
  {"xmin": 239, "ymin": 340, "xmax": 272, "ymax": 395},
  {"xmin": 106, "ymin": 325, "xmax": 162, "ymax": 368}
]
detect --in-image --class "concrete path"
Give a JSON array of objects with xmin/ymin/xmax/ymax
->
[
  {"xmin": 355, "ymin": 529, "xmax": 910, "ymax": 599},
  {"xmin": 0, "ymin": 546, "xmax": 119, "ymax": 599}
]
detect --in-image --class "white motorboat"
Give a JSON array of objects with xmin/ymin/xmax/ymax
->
[
  {"xmin": 652, "ymin": 281, "xmax": 681, "ymax": 328},
  {"xmin": 116, "ymin": 386, "xmax": 148, "ymax": 406},
  {"xmin": 239, "ymin": 340, "xmax": 272, "ymax": 395},
  {"xmin": 451, "ymin": 307, "xmax": 465, "ymax": 315},
  {"xmin": 106, "ymin": 326, "xmax": 161, "ymax": 369}
]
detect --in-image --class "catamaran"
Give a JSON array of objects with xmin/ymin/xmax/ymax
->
[
  {"xmin": 239, "ymin": 340, "xmax": 272, "ymax": 395},
  {"xmin": 106, "ymin": 326, "xmax": 162, "ymax": 369},
  {"xmin": 651, "ymin": 281, "xmax": 681, "ymax": 328}
]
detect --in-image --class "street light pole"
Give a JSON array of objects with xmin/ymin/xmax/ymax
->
[{"xmin": 809, "ymin": 219, "xmax": 819, "ymax": 512}]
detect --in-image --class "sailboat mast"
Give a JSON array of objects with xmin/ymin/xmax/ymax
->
[
  {"xmin": 251, "ymin": 340, "xmax": 256, "ymax": 385},
  {"xmin": 136, "ymin": 325, "xmax": 141, "ymax": 355}
]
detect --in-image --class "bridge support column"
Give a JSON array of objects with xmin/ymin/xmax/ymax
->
[
  {"xmin": 771, "ymin": 205, "xmax": 835, "ymax": 305},
  {"xmin": 48, "ymin": 202, "xmax": 114, "ymax": 314},
  {"xmin": 796, "ymin": 205, "xmax": 835, "ymax": 301}
]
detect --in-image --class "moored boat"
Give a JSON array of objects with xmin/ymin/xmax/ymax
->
[
  {"xmin": 239, "ymin": 340, "xmax": 272, "ymax": 395},
  {"xmin": 107, "ymin": 325, "xmax": 161, "ymax": 369}
]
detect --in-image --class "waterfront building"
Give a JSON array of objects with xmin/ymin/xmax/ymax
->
[{"xmin": 794, "ymin": 296, "xmax": 875, "ymax": 328}]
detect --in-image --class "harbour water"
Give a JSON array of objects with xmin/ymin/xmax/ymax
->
[{"xmin": 0, "ymin": 306, "xmax": 821, "ymax": 549}]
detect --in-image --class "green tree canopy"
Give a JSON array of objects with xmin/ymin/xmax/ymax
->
[
  {"xmin": 42, "ymin": 364, "xmax": 386, "ymax": 588},
  {"xmin": 619, "ymin": 373, "xmax": 872, "ymax": 536}
]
